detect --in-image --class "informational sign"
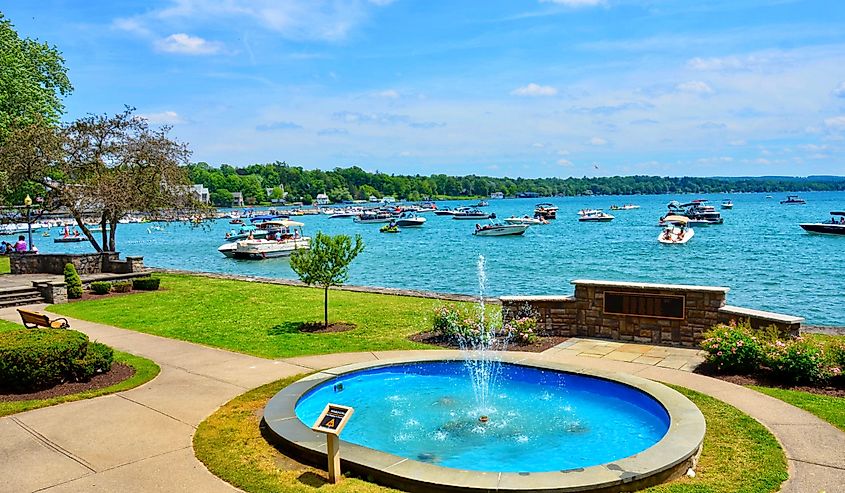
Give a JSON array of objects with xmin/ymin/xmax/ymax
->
[
  {"xmin": 603, "ymin": 291, "xmax": 686, "ymax": 320},
  {"xmin": 312, "ymin": 404, "xmax": 354, "ymax": 436}
]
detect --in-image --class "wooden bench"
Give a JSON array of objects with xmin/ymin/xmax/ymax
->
[{"xmin": 17, "ymin": 309, "xmax": 70, "ymax": 329}]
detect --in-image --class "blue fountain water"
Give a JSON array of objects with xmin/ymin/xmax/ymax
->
[{"xmin": 294, "ymin": 361, "xmax": 670, "ymax": 472}]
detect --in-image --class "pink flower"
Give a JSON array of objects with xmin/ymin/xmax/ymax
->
[
  {"xmin": 717, "ymin": 351, "xmax": 723, "ymax": 356},
  {"xmin": 832, "ymin": 367, "xmax": 841, "ymax": 375},
  {"xmin": 736, "ymin": 340, "xmax": 744, "ymax": 347}
]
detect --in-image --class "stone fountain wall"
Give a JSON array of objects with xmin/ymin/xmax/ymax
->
[{"xmin": 501, "ymin": 279, "xmax": 802, "ymax": 348}]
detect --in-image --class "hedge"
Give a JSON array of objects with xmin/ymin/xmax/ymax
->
[
  {"xmin": 90, "ymin": 281, "xmax": 112, "ymax": 295},
  {"xmin": 132, "ymin": 277, "xmax": 160, "ymax": 291}
]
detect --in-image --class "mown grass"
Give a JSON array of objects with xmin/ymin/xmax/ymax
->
[
  {"xmin": 0, "ymin": 256, "xmax": 9, "ymax": 274},
  {"xmin": 0, "ymin": 349, "xmax": 159, "ymax": 417},
  {"xmin": 749, "ymin": 385, "xmax": 845, "ymax": 432},
  {"xmin": 48, "ymin": 274, "xmax": 458, "ymax": 359},
  {"xmin": 194, "ymin": 379, "xmax": 787, "ymax": 493}
]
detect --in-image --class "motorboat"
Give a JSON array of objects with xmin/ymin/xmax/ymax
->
[
  {"xmin": 470, "ymin": 200, "xmax": 489, "ymax": 207},
  {"xmin": 578, "ymin": 208, "xmax": 602, "ymax": 216},
  {"xmin": 609, "ymin": 204, "xmax": 640, "ymax": 211},
  {"xmin": 721, "ymin": 199, "xmax": 734, "ymax": 209},
  {"xmin": 395, "ymin": 212, "xmax": 426, "ymax": 227},
  {"xmin": 799, "ymin": 211, "xmax": 845, "ymax": 235},
  {"xmin": 54, "ymin": 236, "xmax": 89, "ymax": 243},
  {"xmin": 218, "ymin": 220, "xmax": 310, "ymax": 259},
  {"xmin": 473, "ymin": 223, "xmax": 529, "ymax": 236},
  {"xmin": 225, "ymin": 224, "xmax": 267, "ymax": 241},
  {"xmin": 503, "ymin": 215, "xmax": 547, "ymax": 225},
  {"xmin": 354, "ymin": 212, "xmax": 394, "ymax": 224},
  {"xmin": 433, "ymin": 207, "xmax": 467, "ymax": 216},
  {"xmin": 658, "ymin": 216, "xmax": 695, "ymax": 244},
  {"xmin": 781, "ymin": 195, "xmax": 806, "ymax": 205},
  {"xmin": 534, "ymin": 203, "xmax": 558, "ymax": 219},
  {"xmin": 452, "ymin": 209, "xmax": 495, "ymax": 220},
  {"xmin": 664, "ymin": 200, "xmax": 723, "ymax": 224},
  {"xmin": 579, "ymin": 210, "xmax": 615, "ymax": 222}
]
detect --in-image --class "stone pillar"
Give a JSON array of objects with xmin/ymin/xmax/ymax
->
[
  {"xmin": 125, "ymin": 256, "xmax": 145, "ymax": 272},
  {"xmin": 32, "ymin": 281, "xmax": 68, "ymax": 304}
]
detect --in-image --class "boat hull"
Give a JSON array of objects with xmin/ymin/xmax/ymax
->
[
  {"xmin": 473, "ymin": 224, "xmax": 529, "ymax": 236},
  {"xmin": 658, "ymin": 228, "xmax": 695, "ymax": 244},
  {"xmin": 395, "ymin": 219, "xmax": 426, "ymax": 227},
  {"xmin": 799, "ymin": 224, "xmax": 845, "ymax": 235}
]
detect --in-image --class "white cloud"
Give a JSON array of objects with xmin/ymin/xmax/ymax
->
[
  {"xmin": 137, "ymin": 111, "xmax": 185, "ymax": 124},
  {"xmin": 557, "ymin": 149, "xmax": 570, "ymax": 155},
  {"xmin": 511, "ymin": 83, "xmax": 558, "ymax": 97},
  {"xmin": 729, "ymin": 139, "xmax": 747, "ymax": 146},
  {"xmin": 557, "ymin": 159, "xmax": 573, "ymax": 166},
  {"xmin": 112, "ymin": 18, "xmax": 152, "ymax": 37},
  {"xmin": 686, "ymin": 54, "xmax": 781, "ymax": 72},
  {"xmin": 675, "ymin": 81, "xmax": 714, "ymax": 94},
  {"xmin": 155, "ymin": 33, "xmax": 222, "ymax": 55},
  {"xmin": 824, "ymin": 116, "xmax": 845, "ymax": 128},
  {"xmin": 540, "ymin": 0, "xmax": 605, "ymax": 7},
  {"xmin": 532, "ymin": 142, "xmax": 545, "ymax": 148},
  {"xmin": 833, "ymin": 82, "xmax": 845, "ymax": 98},
  {"xmin": 375, "ymin": 89, "xmax": 400, "ymax": 99},
  {"xmin": 587, "ymin": 137, "xmax": 608, "ymax": 146}
]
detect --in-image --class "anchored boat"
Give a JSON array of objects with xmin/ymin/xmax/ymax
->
[{"xmin": 799, "ymin": 211, "xmax": 845, "ymax": 235}]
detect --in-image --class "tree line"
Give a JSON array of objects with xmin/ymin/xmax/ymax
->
[{"xmin": 188, "ymin": 161, "xmax": 845, "ymax": 206}]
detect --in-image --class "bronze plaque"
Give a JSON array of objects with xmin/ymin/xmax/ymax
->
[{"xmin": 603, "ymin": 291, "xmax": 685, "ymax": 320}]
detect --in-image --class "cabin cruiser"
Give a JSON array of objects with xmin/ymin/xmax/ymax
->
[
  {"xmin": 578, "ymin": 210, "xmax": 615, "ymax": 222},
  {"xmin": 353, "ymin": 212, "xmax": 394, "ymax": 224},
  {"xmin": 781, "ymin": 195, "xmax": 806, "ymax": 205},
  {"xmin": 663, "ymin": 200, "xmax": 723, "ymax": 225},
  {"xmin": 218, "ymin": 220, "xmax": 310, "ymax": 259},
  {"xmin": 721, "ymin": 199, "xmax": 734, "ymax": 209},
  {"xmin": 658, "ymin": 216, "xmax": 694, "ymax": 244},
  {"xmin": 799, "ymin": 212, "xmax": 845, "ymax": 235},
  {"xmin": 452, "ymin": 209, "xmax": 495, "ymax": 220},
  {"xmin": 473, "ymin": 222, "xmax": 529, "ymax": 236},
  {"xmin": 534, "ymin": 203, "xmax": 558, "ymax": 219},
  {"xmin": 395, "ymin": 212, "xmax": 426, "ymax": 227},
  {"xmin": 503, "ymin": 215, "xmax": 547, "ymax": 225}
]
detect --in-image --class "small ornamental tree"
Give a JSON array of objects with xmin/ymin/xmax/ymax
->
[
  {"xmin": 290, "ymin": 232, "xmax": 364, "ymax": 329},
  {"xmin": 64, "ymin": 263, "xmax": 82, "ymax": 299}
]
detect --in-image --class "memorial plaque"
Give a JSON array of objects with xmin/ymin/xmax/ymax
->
[
  {"xmin": 312, "ymin": 404, "xmax": 354, "ymax": 435},
  {"xmin": 603, "ymin": 291, "xmax": 685, "ymax": 320}
]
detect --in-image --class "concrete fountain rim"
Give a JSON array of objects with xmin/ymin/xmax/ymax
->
[{"xmin": 262, "ymin": 353, "xmax": 706, "ymax": 493}]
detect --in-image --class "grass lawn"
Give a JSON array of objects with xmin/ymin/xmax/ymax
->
[
  {"xmin": 49, "ymin": 274, "xmax": 459, "ymax": 359},
  {"xmin": 194, "ymin": 378, "xmax": 787, "ymax": 493},
  {"xmin": 749, "ymin": 386, "xmax": 845, "ymax": 432},
  {"xmin": 0, "ymin": 256, "xmax": 9, "ymax": 274}
]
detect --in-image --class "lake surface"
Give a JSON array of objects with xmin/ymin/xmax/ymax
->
[{"xmin": 30, "ymin": 191, "xmax": 844, "ymax": 326}]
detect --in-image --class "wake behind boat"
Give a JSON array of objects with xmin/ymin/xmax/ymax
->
[{"xmin": 799, "ymin": 211, "xmax": 845, "ymax": 235}]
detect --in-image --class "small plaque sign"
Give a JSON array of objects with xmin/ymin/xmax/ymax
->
[{"xmin": 312, "ymin": 404, "xmax": 354, "ymax": 435}]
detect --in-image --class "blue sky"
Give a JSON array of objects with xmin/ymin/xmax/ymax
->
[{"xmin": 5, "ymin": 0, "xmax": 845, "ymax": 178}]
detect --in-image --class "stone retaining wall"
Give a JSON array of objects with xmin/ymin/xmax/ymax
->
[
  {"xmin": 502, "ymin": 280, "xmax": 802, "ymax": 348},
  {"xmin": 10, "ymin": 253, "xmax": 144, "ymax": 275}
]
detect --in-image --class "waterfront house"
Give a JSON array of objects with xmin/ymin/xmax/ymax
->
[
  {"xmin": 316, "ymin": 193, "xmax": 330, "ymax": 205},
  {"xmin": 490, "ymin": 191, "xmax": 504, "ymax": 199}
]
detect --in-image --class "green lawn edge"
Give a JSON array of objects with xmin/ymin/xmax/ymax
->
[
  {"xmin": 0, "ymin": 350, "xmax": 160, "ymax": 417},
  {"xmin": 748, "ymin": 385, "xmax": 845, "ymax": 432},
  {"xmin": 194, "ymin": 378, "xmax": 787, "ymax": 493},
  {"xmin": 0, "ymin": 256, "xmax": 9, "ymax": 274}
]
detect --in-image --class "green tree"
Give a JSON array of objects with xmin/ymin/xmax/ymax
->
[
  {"xmin": 0, "ymin": 13, "xmax": 72, "ymax": 143},
  {"xmin": 64, "ymin": 263, "xmax": 82, "ymax": 299},
  {"xmin": 289, "ymin": 233, "xmax": 365, "ymax": 329}
]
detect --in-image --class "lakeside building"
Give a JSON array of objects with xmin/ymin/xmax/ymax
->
[
  {"xmin": 231, "ymin": 192, "xmax": 244, "ymax": 207},
  {"xmin": 191, "ymin": 184, "xmax": 210, "ymax": 204},
  {"xmin": 490, "ymin": 191, "xmax": 504, "ymax": 199},
  {"xmin": 315, "ymin": 193, "xmax": 330, "ymax": 205}
]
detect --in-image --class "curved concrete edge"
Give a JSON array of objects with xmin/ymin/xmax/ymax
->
[{"xmin": 262, "ymin": 355, "xmax": 706, "ymax": 493}]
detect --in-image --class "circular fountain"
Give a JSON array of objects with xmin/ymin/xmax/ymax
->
[{"xmin": 262, "ymin": 257, "xmax": 705, "ymax": 492}]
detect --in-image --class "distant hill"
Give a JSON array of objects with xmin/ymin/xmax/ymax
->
[{"xmin": 714, "ymin": 176, "xmax": 845, "ymax": 183}]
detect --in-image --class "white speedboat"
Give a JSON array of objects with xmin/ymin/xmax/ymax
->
[
  {"xmin": 534, "ymin": 203, "xmax": 558, "ymax": 219},
  {"xmin": 473, "ymin": 223, "xmax": 529, "ymax": 236},
  {"xmin": 354, "ymin": 212, "xmax": 394, "ymax": 224},
  {"xmin": 218, "ymin": 220, "xmax": 310, "ymax": 259},
  {"xmin": 395, "ymin": 212, "xmax": 426, "ymax": 227},
  {"xmin": 658, "ymin": 216, "xmax": 694, "ymax": 244},
  {"xmin": 609, "ymin": 204, "xmax": 640, "ymax": 211},
  {"xmin": 579, "ymin": 210, "xmax": 615, "ymax": 222},
  {"xmin": 503, "ymin": 215, "xmax": 547, "ymax": 225},
  {"xmin": 799, "ymin": 211, "xmax": 845, "ymax": 235},
  {"xmin": 453, "ymin": 209, "xmax": 495, "ymax": 220}
]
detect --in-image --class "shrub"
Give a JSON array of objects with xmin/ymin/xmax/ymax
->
[
  {"xmin": 112, "ymin": 280, "xmax": 132, "ymax": 293},
  {"xmin": 765, "ymin": 338, "xmax": 827, "ymax": 384},
  {"xmin": 701, "ymin": 321, "xmax": 764, "ymax": 373},
  {"xmin": 90, "ymin": 281, "xmax": 112, "ymax": 295},
  {"xmin": 132, "ymin": 277, "xmax": 161, "ymax": 291},
  {"xmin": 64, "ymin": 263, "xmax": 82, "ymax": 299},
  {"xmin": 504, "ymin": 316, "xmax": 538, "ymax": 344},
  {"xmin": 70, "ymin": 342, "xmax": 114, "ymax": 380},
  {"xmin": 0, "ymin": 329, "xmax": 89, "ymax": 391},
  {"xmin": 827, "ymin": 342, "xmax": 845, "ymax": 381},
  {"xmin": 432, "ymin": 304, "xmax": 505, "ymax": 345}
]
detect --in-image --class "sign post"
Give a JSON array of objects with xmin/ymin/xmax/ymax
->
[{"xmin": 311, "ymin": 403, "xmax": 354, "ymax": 484}]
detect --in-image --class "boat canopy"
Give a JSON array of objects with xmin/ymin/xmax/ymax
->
[
  {"xmin": 262, "ymin": 219, "xmax": 305, "ymax": 227},
  {"xmin": 251, "ymin": 214, "xmax": 286, "ymax": 223},
  {"xmin": 832, "ymin": 211, "xmax": 845, "ymax": 216},
  {"xmin": 663, "ymin": 215, "xmax": 690, "ymax": 224}
]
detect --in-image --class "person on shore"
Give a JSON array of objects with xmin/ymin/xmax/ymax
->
[
  {"xmin": 0, "ymin": 241, "xmax": 9, "ymax": 254},
  {"xmin": 14, "ymin": 235, "xmax": 28, "ymax": 252}
]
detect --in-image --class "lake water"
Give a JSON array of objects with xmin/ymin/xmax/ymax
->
[{"xmin": 29, "ymin": 191, "xmax": 844, "ymax": 326}]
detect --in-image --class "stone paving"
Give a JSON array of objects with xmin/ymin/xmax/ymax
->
[{"xmin": 0, "ymin": 306, "xmax": 842, "ymax": 493}]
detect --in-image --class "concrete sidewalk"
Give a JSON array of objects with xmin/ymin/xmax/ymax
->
[{"xmin": 1, "ymin": 307, "xmax": 843, "ymax": 493}]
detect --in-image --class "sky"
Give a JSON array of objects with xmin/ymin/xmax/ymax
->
[{"xmin": 4, "ymin": 0, "xmax": 845, "ymax": 178}]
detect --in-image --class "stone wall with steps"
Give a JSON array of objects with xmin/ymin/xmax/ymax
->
[
  {"xmin": 502, "ymin": 279, "xmax": 802, "ymax": 348},
  {"xmin": 10, "ymin": 253, "xmax": 144, "ymax": 275}
]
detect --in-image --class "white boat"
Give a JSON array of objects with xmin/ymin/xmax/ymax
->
[
  {"xmin": 453, "ymin": 209, "xmax": 495, "ymax": 220},
  {"xmin": 658, "ymin": 216, "xmax": 694, "ymax": 244},
  {"xmin": 579, "ymin": 210, "xmax": 615, "ymax": 222},
  {"xmin": 609, "ymin": 204, "xmax": 640, "ymax": 211},
  {"xmin": 721, "ymin": 199, "xmax": 734, "ymax": 209},
  {"xmin": 473, "ymin": 223, "xmax": 529, "ymax": 236},
  {"xmin": 353, "ymin": 212, "xmax": 394, "ymax": 224},
  {"xmin": 578, "ymin": 208, "xmax": 602, "ymax": 216},
  {"xmin": 218, "ymin": 220, "xmax": 310, "ymax": 259},
  {"xmin": 395, "ymin": 212, "xmax": 426, "ymax": 227},
  {"xmin": 503, "ymin": 215, "xmax": 547, "ymax": 225}
]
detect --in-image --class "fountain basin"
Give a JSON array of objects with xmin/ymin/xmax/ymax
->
[{"xmin": 263, "ymin": 355, "xmax": 705, "ymax": 493}]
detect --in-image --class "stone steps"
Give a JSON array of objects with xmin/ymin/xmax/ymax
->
[{"xmin": 0, "ymin": 288, "xmax": 46, "ymax": 308}]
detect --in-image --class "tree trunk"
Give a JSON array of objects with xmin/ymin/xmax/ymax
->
[
  {"xmin": 324, "ymin": 286, "xmax": 329, "ymax": 329},
  {"xmin": 108, "ymin": 213, "xmax": 117, "ymax": 252},
  {"xmin": 69, "ymin": 206, "xmax": 102, "ymax": 252},
  {"xmin": 100, "ymin": 214, "xmax": 108, "ymax": 250}
]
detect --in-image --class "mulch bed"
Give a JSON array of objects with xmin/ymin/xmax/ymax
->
[
  {"xmin": 695, "ymin": 363, "xmax": 845, "ymax": 398},
  {"xmin": 409, "ymin": 331, "xmax": 568, "ymax": 353},
  {"xmin": 0, "ymin": 363, "xmax": 135, "ymax": 402}
]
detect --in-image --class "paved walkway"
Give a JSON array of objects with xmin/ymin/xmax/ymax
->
[{"xmin": 0, "ymin": 307, "xmax": 842, "ymax": 493}]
